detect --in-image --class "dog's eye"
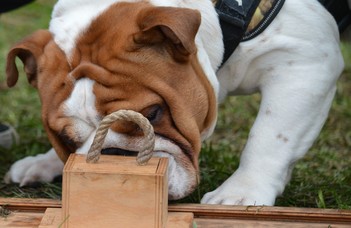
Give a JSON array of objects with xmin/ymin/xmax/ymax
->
[{"xmin": 145, "ymin": 105, "xmax": 162, "ymax": 123}]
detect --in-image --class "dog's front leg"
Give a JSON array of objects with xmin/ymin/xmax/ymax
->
[
  {"xmin": 4, "ymin": 148, "xmax": 64, "ymax": 186},
  {"xmin": 202, "ymin": 69, "xmax": 341, "ymax": 205}
]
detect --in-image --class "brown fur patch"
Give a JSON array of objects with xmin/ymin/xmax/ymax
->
[
  {"xmin": 6, "ymin": 30, "xmax": 75, "ymax": 162},
  {"xmin": 71, "ymin": 2, "xmax": 217, "ymax": 169}
]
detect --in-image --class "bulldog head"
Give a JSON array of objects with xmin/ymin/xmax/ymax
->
[{"xmin": 6, "ymin": 2, "xmax": 217, "ymax": 200}]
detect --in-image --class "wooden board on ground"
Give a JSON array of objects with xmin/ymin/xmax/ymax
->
[
  {"xmin": 1, "ymin": 197, "xmax": 351, "ymax": 227},
  {"xmin": 37, "ymin": 208, "xmax": 194, "ymax": 228}
]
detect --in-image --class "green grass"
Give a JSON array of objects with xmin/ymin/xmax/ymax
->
[
  {"xmin": 0, "ymin": 1, "xmax": 351, "ymax": 209},
  {"xmin": 0, "ymin": 0, "xmax": 59, "ymax": 199}
]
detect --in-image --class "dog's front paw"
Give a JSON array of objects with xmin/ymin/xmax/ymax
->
[
  {"xmin": 4, "ymin": 149, "xmax": 64, "ymax": 186},
  {"xmin": 201, "ymin": 171, "xmax": 277, "ymax": 206}
]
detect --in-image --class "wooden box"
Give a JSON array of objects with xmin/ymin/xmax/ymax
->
[{"xmin": 62, "ymin": 154, "xmax": 168, "ymax": 228}]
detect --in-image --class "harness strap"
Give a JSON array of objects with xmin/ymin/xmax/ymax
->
[
  {"xmin": 319, "ymin": 0, "xmax": 351, "ymax": 32},
  {"xmin": 215, "ymin": 0, "xmax": 261, "ymax": 65}
]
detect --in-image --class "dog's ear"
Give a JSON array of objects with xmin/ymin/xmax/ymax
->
[
  {"xmin": 6, "ymin": 30, "xmax": 53, "ymax": 88},
  {"xmin": 133, "ymin": 6, "xmax": 201, "ymax": 61}
]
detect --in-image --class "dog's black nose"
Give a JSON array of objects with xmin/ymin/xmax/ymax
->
[{"xmin": 101, "ymin": 148, "xmax": 138, "ymax": 157}]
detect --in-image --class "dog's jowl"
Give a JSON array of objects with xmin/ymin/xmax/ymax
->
[{"xmin": 5, "ymin": 0, "xmax": 349, "ymax": 206}]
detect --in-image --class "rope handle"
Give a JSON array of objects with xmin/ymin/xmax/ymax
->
[{"xmin": 86, "ymin": 110, "xmax": 155, "ymax": 165}]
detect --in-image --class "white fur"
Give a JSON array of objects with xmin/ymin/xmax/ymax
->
[
  {"xmin": 4, "ymin": 148, "xmax": 64, "ymax": 187},
  {"xmin": 63, "ymin": 78, "xmax": 99, "ymax": 141},
  {"xmin": 6, "ymin": 0, "xmax": 345, "ymax": 206},
  {"xmin": 202, "ymin": 0, "xmax": 344, "ymax": 205},
  {"xmin": 49, "ymin": 0, "xmax": 120, "ymax": 61}
]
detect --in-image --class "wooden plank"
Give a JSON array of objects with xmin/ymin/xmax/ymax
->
[
  {"xmin": 0, "ymin": 198, "xmax": 61, "ymax": 212},
  {"xmin": 168, "ymin": 204, "xmax": 351, "ymax": 225},
  {"xmin": 167, "ymin": 212, "xmax": 194, "ymax": 228},
  {"xmin": 3, "ymin": 208, "xmax": 350, "ymax": 228},
  {"xmin": 1, "ymin": 198, "xmax": 351, "ymax": 225},
  {"xmin": 38, "ymin": 208, "xmax": 194, "ymax": 228},
  {"xmin": 0, "ymin": 211, "xmax": 42, "ymax": 228},
  {"xmin": 195, "ymin": 218, "xmax": 351, "ymax": 227},
  {"xmin": 39, "ymin": 208, "xmax": 64, "ymax": 228}
]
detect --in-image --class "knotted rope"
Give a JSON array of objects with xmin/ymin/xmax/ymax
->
[{"xmin": 86, "ymin": 110, "xmax": 155, "ymax": 165}]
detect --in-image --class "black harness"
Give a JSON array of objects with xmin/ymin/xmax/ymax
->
[
  {"xmin": 215, "ymin": 0, "xmax": 351, "ymax": 66},
  {"xmin": 215, "ymin": 0, "xmax": 261, "ymax": 65},
  {"xmin": 319, "ymin": 0, "xmax": 351, "ymax": 32}
]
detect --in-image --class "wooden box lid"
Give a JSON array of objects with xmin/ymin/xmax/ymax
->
[{"xmin": 64, "ymin": 154, "xmax": 167, "ymax": 175}]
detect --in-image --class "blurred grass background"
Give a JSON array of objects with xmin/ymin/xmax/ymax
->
[{"xmin": 0, "ymin": 0, "xmax": 350, "ymax": 209}]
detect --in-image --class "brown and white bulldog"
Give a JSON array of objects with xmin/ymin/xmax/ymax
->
[{"xmin": 5, "ymin": 0, "xmax": 345, "ymax": 205}]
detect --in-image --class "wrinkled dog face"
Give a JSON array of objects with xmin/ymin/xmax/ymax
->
[{"xmin": 6, "ymin": 2, "xmax": 217, "ymax": 199}]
